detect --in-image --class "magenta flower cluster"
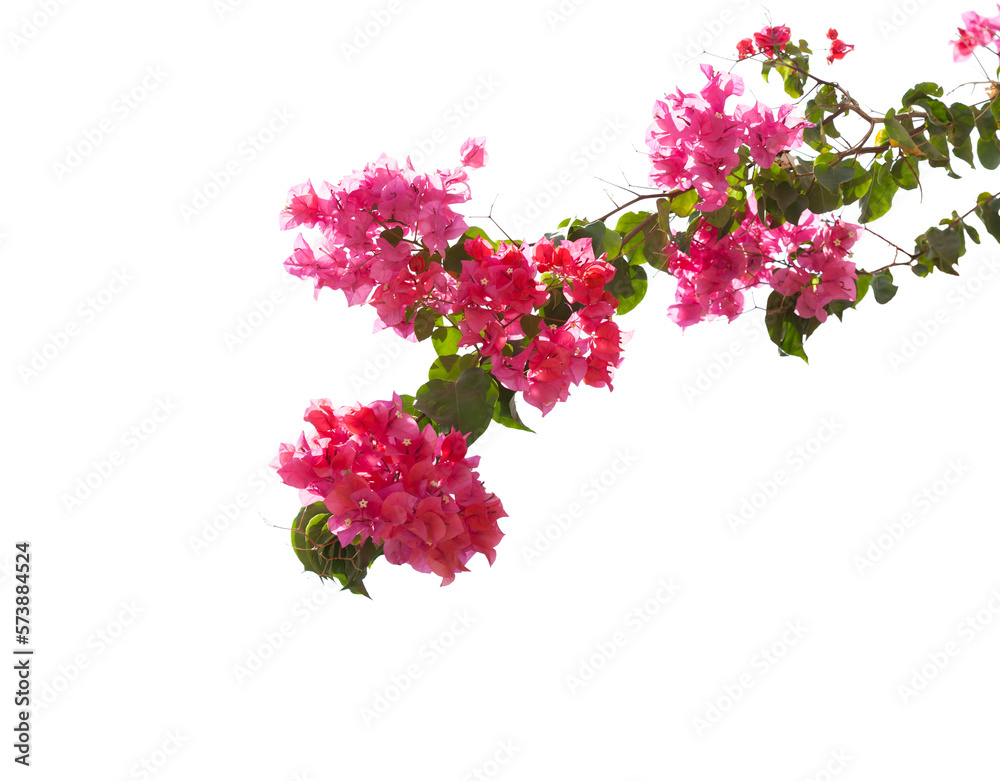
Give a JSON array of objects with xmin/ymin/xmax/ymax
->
[
  {"xmin": 273, "ymin": 395, "xmax": 506, "ymax": 586},
  {"xmin": 646, "ymin": 64, "xmax": 809, "ymax": 212}
]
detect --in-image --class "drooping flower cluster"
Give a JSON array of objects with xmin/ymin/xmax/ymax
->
[
  {"xmin": 665, "ymin": 204, "xmax": 863, "ymax": 328},
  {"xmin": 646, "ymin": 64, "xmax": 809, "ymax": 212},
  {"xmin": 769, "ymin": 218, "xmax": 862, "ymax": 321},
  {"xmin": 273, "ymin": 395, "xmax": 506, "ymax": 586},
  {"xmin": 450, "ymin": 235, "xmax": 627, "ymax": 416},
  {"xmin": 951, "ymin": 7, "xmax": 1000, "ymax": 61},
  {"xmin": 486, "ymin": 236, "xmax": 628, "ymax": 413},
  {"xmin": 280, "ymin": 143, "xmax": 481, "ymax": 338}
]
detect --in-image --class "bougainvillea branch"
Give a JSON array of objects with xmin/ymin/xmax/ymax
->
[{"xmin": 274, "ymin": 12, "xmax": 1000, "ymax": 596}]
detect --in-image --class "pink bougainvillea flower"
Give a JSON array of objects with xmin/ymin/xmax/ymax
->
[
  {"xmin": 963, "ymin": 8, "xmax": 1000, "ymax": 43},
  {"xmin": 737, "ymin": 38, "xmax": 756, "ymax": 59},
  {"xmin": 950, "ymin": 7, "xmax": 1000, "ymax": 60},
  {"xmin": 827, "ymin": 35, "xmax": 855, "ymax": 64},
  {"xmin": 753, "ymin": 25, "xmax": 791, "ymax": 58},
  {"xmin": 278, "ymin": 141, "xmax": 482, "ymax": 338},
  {"xmin": 273, "ymin": 395, "xmax": 506, "ymax": 586},
  {"xmin": 647, "ymin": 65, "xmax": 809, "ymax": 213},
  {"xmin": 952, "ymin": 27, "xmax": 983, "ymax": 61},
  {"xmin": 459, "ymin": 136, "xmax": 489, "ymax": 169}
]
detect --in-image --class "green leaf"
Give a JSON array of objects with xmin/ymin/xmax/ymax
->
[
  {"xmin": 428, "ymin": 352, "xmax": 478, "ymax": 382},
  {"xmin": 858, "ymin": 163, "xmax": 898, "ymax": 223},
  {"xmin": 638, "ymin": 214, "xmax": 667, "ymax": 267},
  {"xmin": 841, "ymin": 164, "xmax": 873, "ymax": 206},
  {"xmin": 901, "ymin": 82, "xmax": 943, "ymax": 106},
  {"xmin": 305, "ymin": 513, "xmax": 335, "ymax": 548},
  {"xmin": 926, "ymin": 226, "xmax": 965, "ymax": 267},
  {"xmin": 703, "ymin": 205, "xmax": 734, "ymax": 230},
  {"xmin": 289, "ymin": 502, "xmax": 382, "ymax": 598},
  {"xmin": 964, "ymin": 221, "xmax": 981, "ymax": 244},
  {"xmin": 539, "ymin": 286, "xmax": 573, "ymax": 329},
  {"xmin": 813, "ymin": 158, "xmax": 856, "ymax": 191},
  {"xmin": 953, "ymin": 137, "xmax": 975, "ymax": 167},
  {"xmin": 912, "ymin": 222, "xmax": 966, "ymax": 276},
  {"xmin": 890, "ymin": 156, "xmax": 920, "ymax": 190},
  {"xmin": 806, "ymin": 177, "xmax": 843, "ymax": 213},
  {"xmin": 414, "ymin": 367, "xmax": 498, "ymax": 444},
  {"xmin": 871, "ymin": 271, "xmax": 898, "ymax": 303},
  {"xmin": 770, "ymin": 181, "xmax": 808, "ymax": 225},
  {"xmin": 615, "ymin": 211, "xmax": 653, "ymax": 257},
  {"xmin": 607, "ymin": 256, "xmax": 648, "ymax": 315},
  {"xmin": 413, "ymin": 308, "xmax": 439, "ymax": 341},
  {"xmin": 518, "ymin": 313, "xmax": 542, "ymax": 341},
  {"xmin": 884, "ymin": 109, "xmax": 921, "ymax": 154},
  {"xmin": 778, "ymin": 65, "xmax": 806, "ymax": 99},
  {"xmin": 491, "ymin": 382, "xmax": 534, "ymax": 433},
  {"xmin": 764, "ymin": 290, "xmax": 818, "ymax": 362},
  {"xmin": 291, "ymin": 503, "xmax": 327, "ymax": 575},
  {"xmin": 949, "ymin": 102, "xmax": 977, "ymax": 148},
  {"xmin": 671, "ymin": 189, "xmax": 699, "ymax": 218},
  {"xmin": 567, "ymin": 221, "xmax": 608, "ymax": 255},
  {"xmin": 380, "ymin": 226, "xmax": 405, "ymax": 247},
  {"xmin": 431, "ymin": 325, "xmax": 461, "ymax": 356},
  {"xmin": 977, "ymin": 136, "xmax": 1000, "ymax": 170},
  {"xmin": 976, "ymin": 105, "xmax": 998, "ymax": 138},
  {"xmin": 974, "ymin": 192, "xmax": 1000, "ymax": 243}
]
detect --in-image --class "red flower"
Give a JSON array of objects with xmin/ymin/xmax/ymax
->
[
  {"xmin": 827, "ymin": 28, "xmax": 839, "ymax": 40},
  {"xmin": 737, "ymin": 38, "xmax": 756, "ymax": 59},
  {"xmin": 753, "ymin": 25, "xmax": 791, "ymax": 58},
  {"xmin": 827, "ymin": 37, "xmax": 854, "ymax": 64}
]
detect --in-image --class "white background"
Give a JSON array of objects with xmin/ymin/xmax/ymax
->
[{"xmin": 4, "ymin": 0, "xmax": 1000, "ymax": 778}]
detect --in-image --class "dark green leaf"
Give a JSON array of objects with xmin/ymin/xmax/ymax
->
[
  {"xmin": 518, "ymin": 313, "xmax": 542, "ymax": 341},
  {"xmin": 841, "ymin": 164, "xmax": 873, "ymax": 206},
  {"xmin": 953, "ymin": 137, "xmax": 975, "ymax": 167},
  {"xmin": 567, "ymin": 221, "xmax": 608, "ymax": 255},
  {"xmin": 607, "ymin": 256, "xmax": 648, "ymax": 315},
  {"xmin": 380, "ymin": 226, "xmax": 405, "ymax": 247},
  {"xmin": 871, "ymin": 271, "xmax": 898, "ymax": 303},
  {"xmin": 890, "ymin": 155, "xmax": 920, "ymax": 189},
  {"xmin": 813, "ymin": 158, "xmax": 856, "ymax": 191},
  {"xmin": 949, "ymin": 102, "xmax": 977, "ymax": 147},
  {"xmin": 414, "ymin": 367, "xmax": 498, "ymax": 444},
  {"xmin": 764, "ymin": 290, "xmax": 818, "ymax": 362},
  {"xmin": 491, "ymin": 382, "xmax": 534, "ymax": 433},
  {"xmin": 974, "ymin": 192, "xmax": 1000, "ymax": 243},
  {"xmin": 901, "ymin": 82, "xmax": 943, "ymax": 106},
  {"xmin": 977, "ymin": 136, "xmax": 1000, "ymax": 170},
  {"xmin": 926, "ymin": 226, "xmax": 965, "ymax": 266},
  {"xmin": 289, "ymin": 502, "xmax": 382, "ymax": 598},
  {"xmin": 413, "ymin": 308, "xmax": 439, "ymax": 341},
  {"xmin": 964, "ymin": 220, "xmax": 981, "ymax": 244},
  {"xmin": 806, "ymin": 177, "xmax": 843, "ymax": 213}
]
